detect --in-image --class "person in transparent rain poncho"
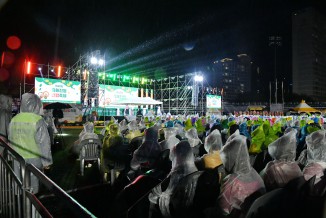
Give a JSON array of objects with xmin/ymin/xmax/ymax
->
[
  {"xmin": 125, "ymin": 119, "xmax": 143, "ymax": 143},
  {"xmin": 130, "ymin": 126, "xmax": 161, "ymax": 172},
  {"xmin": 8, "ymin": 93, "xmax": 53, "ymax": 193},
  {"xmin": 100, "ymin": 117, "xmax": 118, "ymax": 137},
  {"xmin": 73, "ymin": 121, "xmax": 99, "ymax": 154},
  {"xmin": 302, "ymin": 129, "xmax": 326, "ymax": 184},
  {"xmin": 174, "ymin": 123, "xmax": 185, "ymax": 140},
  {"xmin": 195, "ymin": 129, "xmax": 223, "ymax": 171},
  {"xmin": 260, "ymin": 128, "xmax": 303, "ymax": 191},
  {"xmin": 0, "ymin": 94, "xmax": 12, "ymax": 154},
  {"xmin": 101, "ymin": 123, "xmax": 127, "ymax": 177},
  {"xmin": 149, "ymin": 141, "xmax": 198, "ymax": 218},
  {"xmin": 43, "ymin": 109, "xmax": 57, "ymax": 146},
  {"xmin": 185, "ymin": 127, "xmax": 202, "ymax": 157},
  {"xmin": 218, "ymin": 131, "xmax": 265, "ymax": 215},
  {"xmin": 119, "ymin": 119, "xmax": 128, "ymax": 135},
  {"xmin": 160, "ymin": 124, "xmax": 180, "ymax": 151}
]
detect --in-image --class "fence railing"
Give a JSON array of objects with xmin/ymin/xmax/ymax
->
[{"xmin": 0, "ymin": 138, "xmax": 96, "ymax": 218}]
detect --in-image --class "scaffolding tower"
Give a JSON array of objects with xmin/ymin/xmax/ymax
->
[{"xmin": 153, "ymin": 73, "xmax": 206, "ymax": 115}]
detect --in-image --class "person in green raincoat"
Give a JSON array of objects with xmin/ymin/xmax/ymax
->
[{"xmin": 249, "ymin": 125, "xmax": 265, "ymax": 154}]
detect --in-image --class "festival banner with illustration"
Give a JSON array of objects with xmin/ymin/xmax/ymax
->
[
  {"xmin": 206, "ymin": 95, "xmax": 222, "ymax": 109},
  {"xmin": 98, "ymin": 84, "xmax": 138, "ymax": 107},
  {"xmin": 34, "ymin": 77, "xmax": 81, "ymax": 103}
]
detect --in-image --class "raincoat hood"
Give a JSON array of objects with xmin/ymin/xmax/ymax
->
[
  {"xmin": 185, "ymin": 127, "xmax": 202, "ymax": 147},
  {"xmin": 119, "ymin": 119, "xmax": 128, "ymax": 131},
  {"xmin": 239, "ymin": 122, "xmax": 250, "ymax": 138},
  {"xmin": 268, "ymin": 128, "xmax": 297, "ymax": 161},
  {"xmin": 163, "ymin": 127, "xmax": 178, "ymax": 140},
  {"xmin": 20, "ymin": 93, "xmax": 43, "ymax": 115},
  {"xmin": 109, "ymin": 123, "xmax": 119, "ymax": 136},
  {"xmin": 220, "ymin": 134, "xmax": 251, "ymax": 174},
  {"xmin": 175, "ymin": 123, "xmax": 185, "ymax": 139},
  {"xmin": 306, "ymin": 129, "xmax": 326, "ymax": 163},
  {"xmin": 169, "ymin": 141, "xmax": 195, "ymax": 170},
  {"xmin": 0, "ymin": 94, "xmax": 13, "ymax": 111},
  {"xmin": 83, "ymin": 122, "xmax": 95, "ymax": 133},
  {"xmin": 144, "ymin": 126, "xmax": 159, "ymax": 142},
  {"xmin": 128, "ymin": 120, "xmax": 139, "ymax": 131},
  {"xmin": 204, "ymin": 129, "xmax": 222, "ymax": 153}
]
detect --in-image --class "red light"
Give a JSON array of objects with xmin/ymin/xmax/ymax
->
[
  {"xmin": 27, "ymin": 61, "xmax": 31, "ymax": 74},
  {"xmin": 7, "ymin": 36, "xmax": 21, "ymax": 50},
  {"xmin": 58, "ymin": 65, "xmax": 61, "ymax": 77}
]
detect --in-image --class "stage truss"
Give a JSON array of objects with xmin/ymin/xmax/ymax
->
[{"xmin": 62, "ymin": 51, "xmax": 208, "ymax": 115}]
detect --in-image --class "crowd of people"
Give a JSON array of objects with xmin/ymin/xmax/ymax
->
[
  {"xmin": 1, "ymin": 93, "xmax": 326, "ymax": 217},
  {"xmin": 74, "ymin": 110, "xmax": 326, "ymax": 218}
]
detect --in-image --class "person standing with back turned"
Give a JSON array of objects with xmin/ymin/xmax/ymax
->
[{"xmin": 8, "ymin": 93, "xmax": 53, "ymax": 193}]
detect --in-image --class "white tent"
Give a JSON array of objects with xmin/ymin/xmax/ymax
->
[{"xmin": 114, "ymin": 97, "xmax": 163, "ymax": 105}]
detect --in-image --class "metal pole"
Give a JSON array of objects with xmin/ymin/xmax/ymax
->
[
  {"xmin": 275, "ymin": 78, "xmax": 277, "ymax": 104},
  {"xmin": 269, "ymin": 82, "xmax": 271, "ymax": 107},
  {"xmin": 23, "ymin": 60, "xmax": 26, "ymax": 94},
  {"xmin": 282, "ymin": 80, "xmax": 284, "ymax": 110}
]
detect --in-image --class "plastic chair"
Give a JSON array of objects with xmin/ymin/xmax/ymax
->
[{"xmin": 79, "ymin": 138, "xmax": 102, "ymax": 176}]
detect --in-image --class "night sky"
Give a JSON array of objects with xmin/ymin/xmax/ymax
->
[{"xmin": 0, "ymin": 0, "xmax": 325, "ymax": 97}]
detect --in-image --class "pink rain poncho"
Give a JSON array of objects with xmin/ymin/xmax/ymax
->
[
  {"xmin": 302, "ymin": 129, "xmax": 326, "ymax": 184},
  {"xmin": 260, "ymin": 128, "xmax": 303, "ymax": 191},
  {"xmin": 218, "ymin": 132, "xmax": 265, "ymax": 215}
]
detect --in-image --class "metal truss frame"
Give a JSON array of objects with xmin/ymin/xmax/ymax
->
[{"xmin": 62, "ymin": 53, "xmax": 206, "ymax": 115}]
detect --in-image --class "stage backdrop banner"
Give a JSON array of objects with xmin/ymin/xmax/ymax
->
[
  {"xmin": 206, "ymin": 95, "xmax": 222, "ymax": 109},
  {"xmin": 34, "ymin": 77, "xmax": 81, "ymax": 103},
  {"xmin": 98, "ymin": 84, "xmax": 138, "ymax": 107}
]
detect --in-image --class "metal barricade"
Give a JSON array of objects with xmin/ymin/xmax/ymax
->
[{"xmin": 0, "ymin": 138, "xmax": 96, "ymax": 218}]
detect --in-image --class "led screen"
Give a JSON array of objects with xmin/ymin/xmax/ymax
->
[
  {"xmin": 206, "ymin": 95, "xmax": 222, "ymax": 109},
  {"xmin": 98, "ymin": 84, "xmax": 138, "ymax": 107},
  {"xmin": 34, "ymin": 77, "xmax": 81, "ymax": 103}
]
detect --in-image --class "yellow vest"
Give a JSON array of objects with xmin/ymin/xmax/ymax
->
[{"xmin": 9, "ymin": 113, "xmax": 42, "ymax": 159}]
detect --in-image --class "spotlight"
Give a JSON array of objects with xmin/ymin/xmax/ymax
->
[
  {"xmin": 98, "ymin": 59, "xmax": 104, "ymax": 66},
  {"xmin": 90, "ymin": 57, "xmax": 98, "ymax": 64},
  {"xmin": 194, "ymin": 75, "xmax": 203, "ymax": 82}
]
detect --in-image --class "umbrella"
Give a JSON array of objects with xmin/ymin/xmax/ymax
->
[{"xmin": 43, "ymin": 102, "xmax": 72, "ymax": 110}]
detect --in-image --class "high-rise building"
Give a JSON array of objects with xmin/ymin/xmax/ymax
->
[
  {"xmin": 213, "ymin": 54, "xmax": 252, "ymax": 102},
  {"xmin": 292, "ymin": 8, "xmax": 326, "ymax": 101}
]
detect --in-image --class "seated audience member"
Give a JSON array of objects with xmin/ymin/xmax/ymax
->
[
  {"xmin": 260, "ymin": 128, "xmax": 303, "ymax": 191},
  {"xmin": 218, "ymin": 132, "xmax": 266, "ymax": 216},
  {"xmin": 302, "ymin": 129, "xmax": 326, "ymax": 184},
  {"xmin": 125, "ymin": 120, "xmax": 143, "ymax": 143},
  {"xmin": 159, "ymin": 122, "xmax": 180, "ymax": 151},
  {"xmin": 195, "ymin": 129, "xmax": 223, "ymax": 171},
  {"xmin": 149, "ymin": 140, "xmax": 221, "ymax": 218},
  {"xmin": 73, "ymin": 122, "xmax": 99, "ymax": 154},
  {"xmin": 101, "ymin": 123, "xmax": 130, "ymax": 180},
  {"xmin": 149, "ymin": 141, "xmax": 198, "ymax": 217},
  {"xmin": 185, "ymin": 127, "xmax": 202, "ymax": 157},
  {"xmin": 130, "ymin": 126, "xmax": 161, "ymax": 173}
]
